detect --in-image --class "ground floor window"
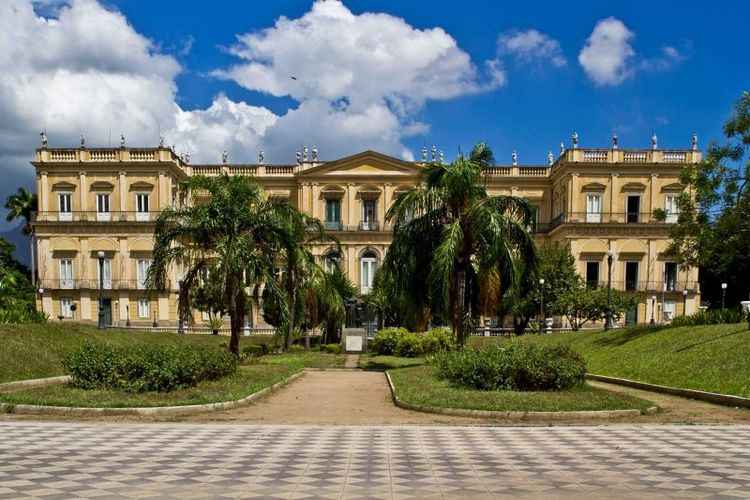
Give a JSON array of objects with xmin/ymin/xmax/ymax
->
[
  {"xmin": 137, "ymin": 299, "xmax": 150, "ymax": 319},
  {"xmin": 664, "ymin": 300, "xmax": 676, "ymax": 321},
  {"xmin": 360, "ymin": 251, "xmax": 377, "ymax": 294},
  {"xmin": 585, "ymin": 261, "xmax": 600, "ymax": 288},
  {"xmin": 60, "ymin": 298, "xmax": 73, "ymax": 318}
]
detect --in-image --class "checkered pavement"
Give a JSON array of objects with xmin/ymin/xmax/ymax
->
[{"xmin": 1, "ymin": 422, "xmax": 749, "ymax": 499}]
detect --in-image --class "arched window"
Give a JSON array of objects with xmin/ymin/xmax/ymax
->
[
  {"xmin": 324, "ymin": 251, "xmax": 341, "ymax": 273},
  {"xmin": 360, "ymin": 250, "xmax": 378, "ymax": 294}
]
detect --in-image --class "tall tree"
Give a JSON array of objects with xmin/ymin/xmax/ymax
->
[
  {"xmin": 4, "ymin": 187, "xmax": 37, "ymax": 236},
  {"xmin": 385, "ymin": 143, "xmax": 537, "ymax": 345},
  {"xmin": 668, "ymin": 91, "xmax": 750, "ymax": 306},
  {"xmin": 147, "ymin": 174, "xmax": 287, "ymax": 356}
]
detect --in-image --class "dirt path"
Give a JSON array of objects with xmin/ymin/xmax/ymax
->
[{"xmin": 187, "ymin": 370, "xmax": 487, "ymax": 425}]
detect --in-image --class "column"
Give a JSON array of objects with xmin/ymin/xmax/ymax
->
[
  {"xmin": 649, "ymin": 173, "xmax": 658, "ymax": 220},
  {"xmin": 119, "ymin": 238, "xmax": 129, "ymax": 321},
  {"xmin": 158, "ymin": 171, "xmax": 166, "ymax": 209},
  {"xmin": 609, "ymin": 173, "xmax": 618, "ymax": 218},
  {"xmin": 118, "ymin": 171, "xmax": 127, "ymax": 213},
  {"xmin": 39, "ymin": 171, "xmax": 49, "ymax": 213},
  {"xmin": 79, "ymin": 171, "xmax": 87, "ymax": 212},
  {"xmin": 347, "ymin": 184, "xmax": 355, "ymax": 226},
  {"xmin": 311, "ymin": 183, "xmax": 320, "ymax": 219},
  {"xmin": 379, "ymin": 184, "xmax": 389, "ymax": 225}
]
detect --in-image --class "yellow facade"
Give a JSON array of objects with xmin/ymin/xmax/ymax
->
[{"xmin": 31, "ymin": 145, "xmax": 701, "ymax": 329}]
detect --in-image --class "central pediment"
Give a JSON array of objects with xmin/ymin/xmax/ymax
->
[{"xmin": 297, "ymin": 150, "xmax": 421, "ymax": 177}]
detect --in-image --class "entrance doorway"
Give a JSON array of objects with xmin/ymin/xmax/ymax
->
[
  {"xmin": 626, "ymin": 196, "xmax": 641, "ymax": 223},
  {"xmin": 625, "ymin": 305, "xmax": 638, "ymax": 326}
]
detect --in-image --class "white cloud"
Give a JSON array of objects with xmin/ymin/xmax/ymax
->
[
  {"xmin": 640, "ymin": 45, "xmax": 684, "ymax": 72},
  {"xmin": 498, "ymin": 29, "xmax": 566, "ymax": 67},
  {"xmin": 0, "ymin": 0, "xmax": 500, "ymax": 229},
  {"xmin": 578, "ymin": 17, "xmax": 635, "ymax": 86}
]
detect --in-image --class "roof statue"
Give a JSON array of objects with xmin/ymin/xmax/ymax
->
[
  {"xmin": 303, "ymin": 146, "xmax": 309, "ymax": 162},
  {"xmin": 40, "ymin": 131, "xmax": 48, "ymax": 148},
  {"xmin": 311, "ymin": 146, "xmax": 318, "ymax": 162},
  {"xmin": 296, "ymin": 150, "xmax": 302, "ymax": 164},
  {"xmin": 258, "ymin": 150, "xmax": 265, "ymax": 164},
  {"xmin": 431, "ymin": 145, "xmax": 438, "ymax": 162},
  {"xmin": 80, "ymin": 134, "xmax": 85, "ymax": 148},
  {"xmin": 571, "ymin": 131, "xmax": 579, "ymax": 149},
  {"xmin": 559, "ymin": 141, "xmax": 565, "ymax": 156},
  {"xmin": 612, "ymin": 133, "xmax": 619, "ymax": 150},
  {"xmin": 651, "ymin": 133, "xmax": 658, "ymax": 150},
  {"xmin": 439, "ymin": 150, "xmax": 445, "ymax": 164},
  {"xmin": 120, "ymin": 133, "xmax": 126, "ymax": 148},
  {"xmin": 548, "ymin": 151, "xmax": 554, "ymax": 166},
  {"xmin": 222, "ymin": 150, "xmax": 228, "ymax": 164},
  {"xmin": 159, "ymin": 136, "xmax": 165, "ymax": 148},
  {"xmin": 691, "ymin": 132, "xmax": 698, "ymax": 151},
  {"xmin": 512, "ymin": 150, "xmax": 518, "ymax": 166},
  {"xmin": 421, "ymin": 146, "xmax": 428, "ymax": 162}
]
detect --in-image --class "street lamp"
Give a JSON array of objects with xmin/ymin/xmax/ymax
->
[
  {"xmin": 650, "ymin": 295, "xmax": 657, "ymax": 325},
  {"xmin": 97, "ymin": 250, "xmax": 105, "ymax": 329},
  {"xmin": 721, "ymin": 282, "xmax": 728, "ymax": 313},
  {"xmin": 604, "ymin": 250, "xmax": 614, "ymax": 331},
  {"xmin": 539, "ymin": 278, "xmax": 545, "ymax": 334},
  {"xmin": 682, "ymin": 289, "xmax": 688, "ymax": 317}
]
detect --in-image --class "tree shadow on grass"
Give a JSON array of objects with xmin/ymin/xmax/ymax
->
[
  {"xmin": 592, "ymin": 325, "xmax": 671, "ymax": 347},
  {"xmin": 672, "ymin": 327, "xmax": 748, "ymax": 353}
]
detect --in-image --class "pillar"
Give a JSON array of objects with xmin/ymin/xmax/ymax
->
[
  {"xmin": 39, "ymin": 171, "xmax": 49, "ymax": 213},
  {"xmin": 79, "ymin": 171, "xmax": 87, "ymax": 212},
  {"xmin": 119, "ymin": 171, "xmax": 127, "ymax": 213}
]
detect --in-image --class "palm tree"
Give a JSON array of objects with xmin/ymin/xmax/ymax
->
[
  {"xmin": 385, "ymin": 143, "xmax": 537, "ymax": 345},
  {"xmin": 4, "ymin": 187, "xmax": 37, "ymax": 236},
  {"xmin": 147, "ymin": 174, "xmax": 287, "ymax": 356}
]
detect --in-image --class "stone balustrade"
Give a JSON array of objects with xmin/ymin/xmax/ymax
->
[
  {"xmin": 560, "ymin": 148, "xmax": 699, "ymax": 165},
  {"xmin": 39, "ymin": 147, "xmax": 180, "ymax": 164}
]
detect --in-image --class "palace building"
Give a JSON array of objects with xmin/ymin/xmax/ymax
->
[{"xmin": 30, "ymin": 136, "xmax": 701, "ymax": 329}]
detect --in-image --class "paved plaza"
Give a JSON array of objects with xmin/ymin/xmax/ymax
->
[{"xmin": 1, "ymin": 422, "xmax": 749, "ymax": 499}]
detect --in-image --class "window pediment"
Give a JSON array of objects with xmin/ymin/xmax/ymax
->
[
  {"xmin": 129, "ymin": 181, "xmax": 154, "ymax": 191},
  {"xmin": 661, "ymin": 182, "xmax": 684, "ymax": 193},
  {"xmin": 581, "ymin": 182, "xmax": 606, "ymax": 192},
  {"xmin": 51, "ymin": 181, "xmax": 77, "ymax": 191},
  {"xmin": 90, "ymin": 181, "xmax": 114, "ymax": 191},
  {"xmin": 320, "ymin": 185, "xmax": 345, "ymax": 199},
  {"xmin": 357, "ymin": 185, "xmax": 382, "ymax": 199},
  {"xmin": 620, "ymin": 182, "xmax": 646, "ymax": 192}
]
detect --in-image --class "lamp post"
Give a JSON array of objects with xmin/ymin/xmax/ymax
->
[
  {"xmin": 604, "ymin": 250, "xmax": 614, "ymax": 330},
  {"xmin": 721, "ymin": 282, "xmax": 727, "ymax": 313},
  {"xmin": 97, "ymin": 251, "xmax": 105, "ymax": 329},
  {"xmin": 682, "ymin": 289, "xmax": 688, "ymax": 317},
  {"xmin": 539, "ymin": 278, "xmax": 545, "ymax": 334},
  {"xmin": 650, "ymin": 295, "xmax": 657, "ymax": 325}
]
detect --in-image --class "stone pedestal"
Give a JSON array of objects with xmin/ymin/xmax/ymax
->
[{"xmin": 343, "ymin": 327, "xmax": 366, "ymax": 353}]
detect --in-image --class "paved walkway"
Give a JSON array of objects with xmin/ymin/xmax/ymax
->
[
  {"xmin": 344, "ymin": 354, "xmax": 360, "ymax": 369},
  {"xmin": 1, "ymin": 422, "xmax": 749, "ymax": 499}
]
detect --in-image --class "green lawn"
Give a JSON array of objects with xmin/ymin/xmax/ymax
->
[
  {"xmin": 0, "ymin": 323, "xmax": 235, "ymax": 383},
  {"xmin": 469, "ymin": 323, "xmax": 750, "ymax": 398},
  {"xmin": 259, "ymin": 351, "xmax": 346, "ymax": 369},
  {"xmin": 0, "ymin": 364, "xmax": 296, "ymax": 408},
  {"xmin": 389, "ymin": 365, "xmax": 654, "ymax": 413},
  {"xmin": 359, "ymin": 354, "xmax": 425, "ymax": 371}
]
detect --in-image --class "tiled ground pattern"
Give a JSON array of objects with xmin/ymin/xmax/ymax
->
[{"xmin": 1, "ymin": 423, "xmax": 749, "ymax": 499}]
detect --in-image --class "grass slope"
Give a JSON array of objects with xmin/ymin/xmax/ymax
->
[
  {"xmin": 389, "ymin": 366, "xmax": 653, "ymax": 412},
  {"xmin": 470, "ymin": 323, "xmax": 750, "ymax": 398},
  {"xmin": 359, "ymin": 354, "xmax": 425, "ymax": 371}
]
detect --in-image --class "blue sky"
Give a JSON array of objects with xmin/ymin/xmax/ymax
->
[
  {"xmin": 108, "ymin": 0, "xmax": 748, "ymax": 163},
  {"xmin": 1, "ymin": 0, "xmax": 749, "ymax": 238}
]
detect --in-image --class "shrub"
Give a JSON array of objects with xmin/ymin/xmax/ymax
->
[
  {"xmin": 370, "ymin": 327, "xmax": 409, "ymax": 355},
  {"xmin": 64, "ymin": 341, "xmax": 238, "ymax": 392},
  {"xmin": 421, "ymin": 327, "xmax": 454, "ymax": 353},
  {"xmin": 242, "ymin": 344, "xmax": 269, "ymax": 358},
  {"xmin": 323, "ymin": 343, "xmax": 342, "ymax": 354},
  {"xmin": 670, "ymin": 308, "xmax": 747, "ymax": 327},
  {"xmin": 288, "ymin": 344, "xmax": 306, "ymax": 354},
  {"xmin": 433, "ymin": 343, "xmax": 586, "ymax": 391},
  {"xmin": 395, "ymin": 332, "xmax": 425, "ymax": 357}
]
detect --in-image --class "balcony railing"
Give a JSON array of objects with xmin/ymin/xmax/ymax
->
[
  {"xmin": 34, "ymin": 211, "xmax": 162, "ymax": 223},
  {"xmin": 483, "ymin": 166, "xmax": 549, "ymax": 177},
  {"xmin": 324, "ymin": 221, "xmax": 343, "ymax": 231},
  {"xmin": 557, "ymin": 148, "xmax": 699, "ymax": 166},
  {"xmin": 39, "ymin": 279, "xmax": 171, "ymax": 291},
  {"xmin": 545, "ymin": 211, "xmax": 677, "ymax": 231},
  {"xmin": 323, "ymin": 222, "xmax": 391, "ymax": 232},
  {"xmin": 585, "ymin": 281, "xmax": 700, "ymax": 293},
  {"xmin": 359, "ymin": 220, "xmax": 380, "ymax": 231}
]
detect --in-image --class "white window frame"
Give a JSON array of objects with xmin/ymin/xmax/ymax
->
[
  {"xmin": 58, "ymin": 192, "xmax": 72, "ymax": 221},
  {"xmin": 59, "ymin": 259, "xmax": 74, "ymax": 289},
  {"xmin": 60, "ymin": 298, "xmax": 73, "ymax": 318},
  {"xmin": 135, "ymin": 192, "xmax": 150, "ymax": 222},
  {"xmin": 96, "ymin": 193, "xmax": 111, "ymax": 221},
  {"xmin": 361, "ymin": 199, "xmax": 377, "ymax": 230},
  {"xmin": 360, "ymin": 255, "xmax": 377, "ymax": 294},
  {"xmin": 586, "ymin": 193, "xmax": 602, "ymax": 223},
  {"xmin": 137, "ymin": 298, "xmax": 150, "ymax": 319},
  {"xmin": 97, "ymin": 257, "xmax": 112, "ymax": 290},
  {"xmin": 665, "ymin": 194, "xmax": 679, "ymax": 223},
  {"xmin": 663, "ymin": 300, "xmax": 676, "ymax": 322},
  {"xmin": 137, "ymin": 259, "xmax": 152, "ymax": 289}
]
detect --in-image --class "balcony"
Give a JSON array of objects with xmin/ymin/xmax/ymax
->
[
  {"xmin": 324, "ymin": 221, "xmax": 343, "ymax": 231},
  {"xmin": 34, "ymin": 211, "xmax": 161, "ymax": 223},
  {"xmin": 359, "ymin": 220, "xmax": 380, "ymax": 231},
  {"xmin": 544, "ymin": 212, "xmax": 677, "ymax": 231},
  {"xmin": 38, "ymin": 279, "xmax": 171, "ymax": 291},
  {"xmin": 586, "ymin": 281, "xmax": 699, "ymax": 293}
]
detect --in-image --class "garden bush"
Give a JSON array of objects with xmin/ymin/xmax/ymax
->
[
  {"xmin": 670, "ymin": 307, "xmax": 747, "ymax": 327},
  {"xmin": 64, "ymin": 341, "xmax": 238, "ymax": 392},
  {"xmin": 433, "ymin": 343, "xmax": 586, "ymax": 391},
  {"xmin": 322, "ymin": 343, "xmax": 342, "ymax": 354},
  {"xmin": 421, "ymin": 327, "xmax": 454, "ymax": 353},
  {"xmin": 394, "ymin": 332, "xmax": 425, "ymax": 357},
  {"xmin": 370, "ymin": 327, "xmax": 409, "ymax": 355},
  {"xmin": 242, "ymin": 344, "xmax": 269, "ymax": 358}
]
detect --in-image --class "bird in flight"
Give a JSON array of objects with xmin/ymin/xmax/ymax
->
[{"xmin": 290, "ymin": 76, "xmax": 297, "ymax": 80}]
